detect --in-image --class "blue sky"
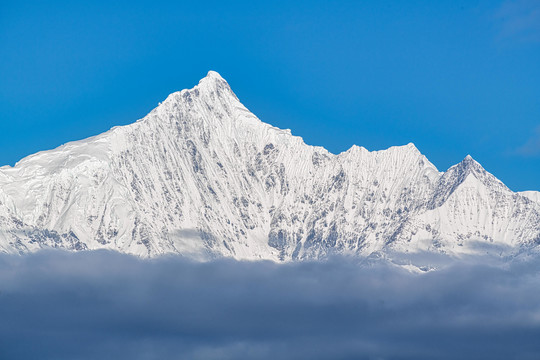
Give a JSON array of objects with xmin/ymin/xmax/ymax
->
[{"xmin": 1, "ymin": 0, "xmax": 539, "ymax": 190}]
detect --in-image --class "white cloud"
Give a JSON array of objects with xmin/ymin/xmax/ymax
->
[
  {"xmin": 516, "ymin": 125, "xmax": 540, "ymax": 156},
  {"xmin": 494, "ymin": 0, "xmax": 540, "ymax": 43}
]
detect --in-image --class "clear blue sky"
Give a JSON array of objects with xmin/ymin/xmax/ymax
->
[{"xmin": 1, "ymin": 0, "xmax": 539, "ymax": 190}]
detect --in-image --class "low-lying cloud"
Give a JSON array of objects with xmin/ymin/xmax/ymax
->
[{"xmin": 1, "ymin": 250, "xmax": 540, "ymax": 360}]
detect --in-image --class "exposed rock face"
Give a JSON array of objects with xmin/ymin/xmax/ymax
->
[{"xmin": 1, "ymin": 71, "xmax": 539, "ymax": 260}]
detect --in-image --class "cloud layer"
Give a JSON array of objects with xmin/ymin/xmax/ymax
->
[{"xmin": 1, "ymin": 250, "xmax": 540, "ymax": 360}]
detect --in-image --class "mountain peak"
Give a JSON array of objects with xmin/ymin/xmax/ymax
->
[
  {"xmin": 441, "ymin": 155, "xmax": 488, "ymax": 185},
  {"xmin": 193, "ymin": 70, "xmax": 237, "ymax": 101},
  {"xmin": 456, "ymin": 154, "xmax": 483, "ymax": 173},
  {"xmin": 198, "ymin": 70, "xmax": 228, "ymax": 87},
  {"xmin": 203, "ymin": 70, "xmax": 225, "ymax": 81},
  {"xmin": 430, "ymin": 153, "xmax": 510, "ymax": 209},
  {"xmin": 159, "ymin": 71, "xmax": 236, "ymax": 109},
  {"xmin": 403, "ymin": 142, "xmax": 421, "ymax": 154},
  {"xmin": 1, "ymin": 71, "xmax": 537, "ymax": 260}
]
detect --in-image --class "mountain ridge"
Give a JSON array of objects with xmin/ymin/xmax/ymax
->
[{"xmin": 0, "ymin": 71, "xmax": 539, "ymax": 260}]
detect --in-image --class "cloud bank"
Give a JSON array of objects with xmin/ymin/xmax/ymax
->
[{"xmin": 1, "ymin": 250, "xmax": 540, "ymax": 360}]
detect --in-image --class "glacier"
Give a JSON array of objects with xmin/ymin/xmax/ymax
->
[{"xmin": 1, "ymin": 70, "xmax": 539, "ymax": 261}]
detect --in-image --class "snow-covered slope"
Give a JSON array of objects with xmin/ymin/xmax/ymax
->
[{"xmin": 1, "ymin": 71, "xmax": 539, "ymax": 260}]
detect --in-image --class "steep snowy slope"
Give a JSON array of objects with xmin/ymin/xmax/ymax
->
[
  {"xmin": 0, "ymin": 71, "xmax": 539, "ymax": 260},
  {"xmin": 521, "ymin": 191, "xmax": 540, "ymax": 203}
]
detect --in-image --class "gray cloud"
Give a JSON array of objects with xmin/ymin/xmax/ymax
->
[{"xmin": 1, "ymin": 250, "xmax": 540, "ymax": 360}]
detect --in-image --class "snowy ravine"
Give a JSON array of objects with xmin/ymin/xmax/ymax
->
[{"xmin": 1, "ymin": 71, "xmax": 539, "ymax": 261}]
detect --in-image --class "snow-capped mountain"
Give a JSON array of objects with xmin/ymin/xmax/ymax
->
[{"xmin": 1, "ymin": 71, "xmax": 539, "ymax": 260}]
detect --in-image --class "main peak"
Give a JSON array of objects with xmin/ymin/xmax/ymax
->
[
  {"xmin": 198, "ymin": 70, "xmax": 228, "ymax": 87},
  {"xmin": 194, "ymin": 70, "xmax": 236, "ymax": 99},
  {"xmin": 203, "ymin": 70, "xmax": 225, "ymax": 81}
]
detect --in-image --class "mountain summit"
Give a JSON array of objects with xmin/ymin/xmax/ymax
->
[{"xmin": 1, "ymin": 71, "xmax": 539, "ymax": 260}]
